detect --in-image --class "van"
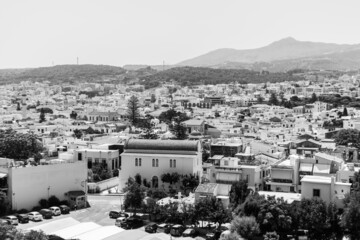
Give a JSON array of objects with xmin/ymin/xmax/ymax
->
[
  {"xmin": 49, "ymin": 206, "xmax": 61, "ymax": 216},
  {"xmin": 39, "ymin": 209, "xmax": 53, "ymax": 219}
]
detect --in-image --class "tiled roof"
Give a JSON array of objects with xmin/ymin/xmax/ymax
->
[
  {"xmin": 124, "ymin": 139, "xmax": 200, "ymax": 152},
  {"xmin": 195, "ymin": 183, "xmax": 218, "ymax": 193}
]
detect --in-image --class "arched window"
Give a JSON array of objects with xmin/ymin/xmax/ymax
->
[
  {"xmin": 173, "ymin": 159, "xmax": 176, "ymax": 168},
  {"xmin": 170, "ymin": 159, "xmax": 172, "ymax": 168},
  {"xmin": 152, "ymin": 176, "xmax": 159, "ymax": 188},
  {"xmin": 139, "ymin": 158, "xmax": 142, "ymax": 166},
  {"xmin": 156, "ymin": 159, "xmax": 159, "ymax": 167},
  {"xmin": 135, "ymin": 158, "xmax": 138, "ymax": 166},
  {"xmin": 152, "ymin": 159, "xmax": 155, "ymax": 167}
]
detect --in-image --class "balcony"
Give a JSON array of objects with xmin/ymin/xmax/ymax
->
[{"xmin": 215, "ymin": 166, "xmax": 242, "ymax": 173}]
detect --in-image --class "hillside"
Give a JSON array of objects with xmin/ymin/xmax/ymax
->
[
  {"xmin": 0, "ymin": 65, "xmax": 127, "ymax": 84},
  {"xmin": 178, "ymin": 37, "xmax": 360, "ymax": 70},
  {"xmin": 142, "ymin": 66, "xmax": 304, "ymax": 89}
]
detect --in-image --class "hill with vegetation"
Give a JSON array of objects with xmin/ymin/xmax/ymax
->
[
  {"xmin": 142, "ymin": 66, "xmax": 304, "ymax": 89},
  {"xmin": 0, "ymin": 64, "xmax": 127, "ymax": 84}
]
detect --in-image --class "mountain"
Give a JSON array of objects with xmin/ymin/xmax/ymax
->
[{"xmin": 178, "ymin": 37, "xmax": 360, "ymax": 70}]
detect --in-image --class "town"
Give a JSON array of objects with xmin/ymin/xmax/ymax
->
[{"xmin": 1, "ymin": 69, "xmax": 360, "ymax": 240}]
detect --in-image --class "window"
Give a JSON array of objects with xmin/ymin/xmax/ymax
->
[
  {"xmin": 135, "ymin": 158, "xmax": 138, "ymax": 166},
  {"xmin": 313, "ymin": 189, "xmax": 320, "ymax": 197},
  {"xmin": 87, "ymin": 159, "xmax": 92, "ymax": 169},
  {"xmin": 173, "ymin": 159, "xmax": 176, "ymax": 168},
  {"xmin": 78, "ymin": 153, "xmax": 82, "ymax": 161},
  {"xmin": 170, "ymin": 159, "xmax": 173, "ymax": 168},
  {"xmin": 115, "ymin": 158, "xmax": 118, "ymax": 168},
  {"xmin": 224, "ymin": 160, "xmax": 229, "ymax": 166},
  {"xmin": 112, "ymin": 159, "xmax": 114, "ymax": 170},
  {"xmin": 152, "ymin": 159, "xmax": 155, "ymax": 167},
  {"xmin": 95, "ymin": 158, "xmax": 99, "ymax": 164},
  {"xmin": 139, "ymin": 158, "xmax": 142, "ymax": 166},
  {"xmin": 316, "ymin": 160, "xmax": 318, "ymax": 164},
  {"xmin": 156, "ymin": 159, "xmax": 159, "ymax": 167}
]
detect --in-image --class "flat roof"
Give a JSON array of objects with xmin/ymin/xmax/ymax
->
[
  {"xmin": 301, "ymin": 175, "xmax": 331, "ymax": 184},
  {"xmin": 313, "ymin": 164, "xmax": 330, "ymax": 174},
  {"xmin": 258, "ymin": 191, "xmax": 301, "ymax": 204}
]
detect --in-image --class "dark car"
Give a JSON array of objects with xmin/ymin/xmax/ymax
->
[
  {"xmin": 59, "ymin": 205, "xmax": 70, "ymax": 214},
  {"xmin": 14, "ymin": 214, "xmax": 29, "ymax": 224},
  {"xmin": 182, "ymin": 228, "xmax": 197, "ymax": 237},
  {"xmin": 145, "ymin": 223, "xmax": 158, "ymax": 233},
  {"xmin": 157, "ymin": 223, "xmax": 172, "ymax": 234},
  {"xmin": 206, "ymin": 230, "xmax": 222, "ymax": 240},
  {"xmin": 170, "ymin": 224, "xmax": 185, "ymax": 237},
  {"xmin": 39, "ymin": 209, "xmax": 53, "ymax": 219},
  {"xmin": 120, "ymin": 217, "xmax": 143, "ymax": 229},
  {"xmin": 109, "ymin": 211, "xmax": 129, "ymax": 219}
]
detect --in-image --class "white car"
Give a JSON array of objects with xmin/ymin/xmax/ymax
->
[
  {"xmin": 49, "ymin": 206, "xmax": 61, "ymax": 216},
  {"xmin": 28, "ymin": 212, "xmax": 43, "ymax": 221},
  {"xmin": 5, "ymin": 216, "xmax": 18, "ymax": 225}
]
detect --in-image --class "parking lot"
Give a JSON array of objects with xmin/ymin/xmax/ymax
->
[{"xmin": 16, "ymin": 195, "xmax": 211, "ymax": 239}]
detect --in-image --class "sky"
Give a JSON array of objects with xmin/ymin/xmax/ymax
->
[{"xmin": 0, "ymin": 0, "xmax": 360, "ymax": 69}]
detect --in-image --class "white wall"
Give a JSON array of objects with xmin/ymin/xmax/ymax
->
[
  {"xmin": 8, "ymin": 161, "xmax": 87, "ymax": 210},
  {"xmin": 119, "ymin": 153, "xmax": 202, "ymax": 190}
]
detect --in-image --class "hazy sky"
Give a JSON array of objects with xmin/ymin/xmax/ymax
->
[{"xmin": 1, "ymin": 0, "xmax": 359, "ymax": 68}]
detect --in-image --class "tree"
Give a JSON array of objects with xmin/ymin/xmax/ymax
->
[
  {"xmin": 139, "ymin": 116, "xmax": 158, "ymax": 139},
  {"xmin": 73, "ymin": 129, "xmax": 82, "ymax": 139},
  {"xmin": 231, "ymin": 216, "xmax": 260, "ymax": 240},
  {"xmin": 181, "ymin": 174, "xmax": 199, "ymax": 191},
  {"xmin": 257, "ymin": 96, "xmax": 264, "ymax": 103},
  {"xmin": 70, "ymin": 111, "xmax": 77, "ymax": 119},
  {"xmin": 268, "ymin": 93, "xmax": 279, "ymax": 105},
  {"xmin": 135, "ymin": 173, "xmax": 142, "ymax": 185},
  {"xmin": 229, "ymin": 180, "xmax": 248, "ymax": 209},
  {"xmin": 0, "ymin": 130, "xmax": 43, "ymax": 161},
  {"xmin": 39, "ymin": 108, "xmax": 46, "ymax": 123},
  {"xmin": 343, "ymin": 107, "xmax": 348, "ymax": 117},
  {"xmin": 0, "ymin": 192, "xmax": 10, "ymax": 216},
  {"xmin": 124, "ymin": 183, "xmax": 145, "ymax": 214},
  {"xmin": 342, "ymin": 193, "xmax": 360, "ymax": 239},
  {"xmin": 159, "ymin": 109, "xmax": 178, "ymax": 124},
  {"xmin": 334, "ymin": 129, "xmax": 360, "ymax": 149},
  {"xmin": 127, "ymin": 95, "xmax": 140, "ymax": 126},
  {"xmin": 150, "ymin": 94, "xmax": 156, "ymax": 103},
  {"xmin": 264, "ymin": 232, "xmax": 280, "ymax": 240},
  {"xmin": 170, "ymin": 117, "xmax": 188, "ymax": 140},
  {"xmin": 310, "ymin": 93, "xmax": 318, "ymax": 103}
]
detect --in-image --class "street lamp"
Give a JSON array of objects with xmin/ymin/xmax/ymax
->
[
  {"xmin": 12, "ymin": 192, "xmax": 16, "ymax": 210},
  {"xmin": 47, "ymin": 186, "xmax": 50, "ymax": 203}
]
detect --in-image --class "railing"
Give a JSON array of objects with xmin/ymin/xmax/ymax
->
[
  {"xmin": 215, "ymin": 166, "xmax": 242, "ymax": 172},
  {"xmin": 269, "ymin": 178, "xmax": 293, "ymax": 183}
]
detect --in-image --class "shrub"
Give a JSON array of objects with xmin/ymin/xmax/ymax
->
[
  {"xmin": 17, "ymin": 209, "xmax": 28, "ymax": 214},
  {"xmin": 32, "ymin": 206, "xmax": 42, "ymax": 211},
  {"xmin": 95, "ymin": 186, "xmax": 101, "ymax": 193},
  {"xmin": 48, "ymin": 195, "xmax": 60, "ymax": 207},
  {"xmin": 39, "ymin": 199, "xmax": 48, "ymax": 208},
  {"xmin": 59, "ymin": 200, "xmax": 69, "ymax": 206}
]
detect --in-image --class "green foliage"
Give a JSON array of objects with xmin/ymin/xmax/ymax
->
[
  {"xmin": 257, "ymin": 95, "xmax": 264, "ymax": 103},
  {"xmin": 150, "ymin": 94, "xmax": 156, "ymax": 103},
  {"xmin": 135, "ymin": 173, "xmax": 142, "ymax": 185},
  {"xmin": 195, "ymin": 197, "xmax": 231, "ymax": 226},
  {"xmin": 264, "ymin": 232, "xmax": 280, "ymax": 240},
  {"xmin": 335, "ymin": 129, "xmax": 360, "ymax": 149},
  {"xmin": 70, "ymin": 111, "xmax": 77, "ymax": 119},
  {"xmin": 231, "ymin": 216, "xmax": 260, "ymax": 240},
  {"xmin": 169, "ymin": 117, "xmax": 188, "ymax": 140},
  {"xmin": 39, "ymin": 199, "xmax": 49, "ymax": 208},
  {"xmin": 37, "ymin": 107, "xmax": 53, "ymax": 114},
  {"xmin": 143, "ymin": 67, "xmax": 303, "ymax": 89},
  {"xmin": 124, "ymin": 183, "xmax": 145, "ymax": 214},
  {"xmin": 229, "ymin": 180, "xmax": 248, "ymax": 209},
  {"xmin": 181, "ymin": 174, "xmax": 199, "ymax": 191},
  {"xmin": 161, "ymin": 172, "xmax": 180, "ymax": 185},
  {"xmin": 268, "ymin": 93, "xmax": 279, "ymax": 105},
  {"xmin": 0, "ymin": 130, "xmax": 43, "ymax": 161},
  {"xmin": 90, "ymin": 163, "xmax": 112, "ymax": 182},
  {"xmin": 0, "ymin": 192, "xmax": 10, "ymax": 216},
  {"xmin": 127, "ymin": 95, "xmax": 140, "ymax": 126},
  {"xmin": 343, "ymin": 107, "xmax": 348, "ymax": 116},
  {"xmin": 48, "ymin": 195, "xmax": 60, "ymax": 207},
  {"xmin": 73, "ymin": 129, "xmax": 83, "ymax": 139},
  {"xmin": 138, "ymin": 116, "xmax": 158, "ymax": 139},
  {"xmin": 39, "ymin": 108, "xmax": 46, "ymax": 123},
  {"xmin": 310, "ymin": 93, "xmax": 318, "ymax": 103}
]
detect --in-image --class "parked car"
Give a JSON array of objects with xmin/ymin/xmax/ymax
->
[
  {"xmin": 145, "ymin": 223, "xmax": 158, "ymax": 233},
  {"xmin": 120, "ymin": 217, "xmax": 143, "ymax": 229},
  {"xmin": 182, "ymin": 228, "xmax": 197, "ymax": 237},
  {"xmin": 205, "ymin": 229, "xmax": 222, "ymax": 240},
  {"xmin": 109, "ymin": 210, "xmax": 129, "ymax": 219},
  {"xmin": 39, "ymin": 209, "xmax": 53, "ymax": 219},
  {"xmin": 14, "ymin": 214, "xmax": 29, "ymax": 224},
  {"xmin": 49, "ymin": 206, "xmax": 61, "ymax": 216},
  {"xmin": 0, "ymin": 219, "xmax": 9, "ymax": 225},
  {"xmin": 28, "ymin": 212, "xmax": 43, "ymax": 221},
  {"xmin": 59, "ymin": 205, "xmax": 70, "ymax": 214},
  {"xmin": 115, "ymin": 216, "xmax": 128, "ymax": 227},
  {"xmin": 157, "ymin": 223, "xmax": 172, "ymax": 234},
  {"xmin": 5, "ymin": 215, "xmax": 19, "ymax": 225},
  {"xmin": 170, "ymin": 224, "xmax": 185, "ymax": 237}
]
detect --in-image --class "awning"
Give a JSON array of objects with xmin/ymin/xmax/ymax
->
[
  {"xmin": 0, "ymin": 173, "xmax": 7, "ymax": 178},
  {"xmin": 299, "ymin": 163, "xmax": 313, "ymax": 172},
  {"xmin": 313, "ymin": 164, "xmax": 330, "ymax": 174}
]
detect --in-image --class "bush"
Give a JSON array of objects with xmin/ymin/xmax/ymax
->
[
  {"xmin": 48, "ymin": 195, "xmax": 60, "ymax": 207},
  {"xmin": 59, "ymin": 200, "xmax": 69, "ymax": 206},
  {"xmin": 95, "ymin": 186, "xmax": 101, "ymax": 193},
  {"xmin": 39, "ymin": 199, "xmax": 48, "ymax": 208},
  {"xmin": 32, "ymin": 206, "xmax": 42, "ymax": 211},
  {"xmin": 113, "ymin": 169, "xmax": 119, "ymax": 177},
  {"xmin": 17, "ymin": 209, "xmax": 28, "ymax": 214},
  {"xmin": 151, "ymin": 189, "xmax": 167, "ymax": 199}
]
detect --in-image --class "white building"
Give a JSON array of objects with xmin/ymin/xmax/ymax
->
[{"xmin": 119, "ymin": 139, "xmax": 203, "ymax": 190}]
